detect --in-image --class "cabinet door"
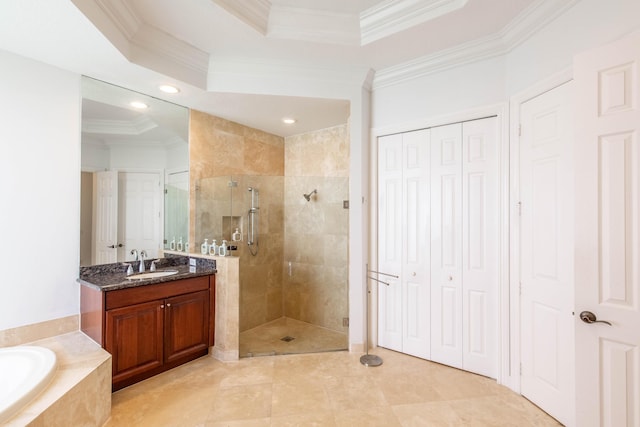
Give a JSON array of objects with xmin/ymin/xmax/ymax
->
[
  {"xmin": 105, "ymin": 299, "xmax": 164, "ymax": 383},
  {"xmin": 164, "ymin": 290, "xmax": 210, "ymax": 364}
]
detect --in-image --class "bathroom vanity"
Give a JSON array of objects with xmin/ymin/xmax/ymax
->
[{"xmin": 79, "ymin": 257, "xmax": 216, "ymax": 391}]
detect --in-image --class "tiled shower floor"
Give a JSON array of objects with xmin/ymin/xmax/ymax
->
[{"xmin": 239, "ymin": 317, "xmax": 348, "ymax": 357}]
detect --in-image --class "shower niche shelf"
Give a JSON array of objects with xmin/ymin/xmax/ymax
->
[{"xmin": 222, "ymin": 216, "xmax": 243, "ymax": 242}]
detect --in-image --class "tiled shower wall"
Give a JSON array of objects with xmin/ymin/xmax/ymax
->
[
  {"xmin": 190, "ymin": 109, "xmax": 349, "ymax": 334},
  {"xmin": 283, "ymin": 124, "xmax": 349, "ymax": 334}
]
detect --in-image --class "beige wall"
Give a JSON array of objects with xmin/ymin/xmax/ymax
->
[{"xmin": 190, "ymin": 110, "xmax": 349, "ymax": 334}]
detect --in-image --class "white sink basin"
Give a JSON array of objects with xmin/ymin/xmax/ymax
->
[{"xmin": 126, "ymin": 270, "xmax": 179, "ymax": 280}]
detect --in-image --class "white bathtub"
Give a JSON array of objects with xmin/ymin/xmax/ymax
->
[{"xmin": 0, "ymin": 346, "xmax": 57, "ymax": 424}]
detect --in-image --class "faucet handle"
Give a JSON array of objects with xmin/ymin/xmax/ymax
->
[
  {"xmin": 150, "ymin": 259, "xmax": 159, "ymax": 272},
  {"xmin": 123, "ymin": 263, "xmax": 134, "ymax": 276}
]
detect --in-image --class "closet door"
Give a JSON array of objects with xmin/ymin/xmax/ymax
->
[
  {"xmin": 401, "ymin": 130, "xmax": 430, "ymax": 359},
  {"xmin": 461, "ymin": 118, "xmax": 498, "ymax": 378},
  {"xmin": 378, "ymin": 134, "xmax": 403, "ymax": 351},
  {"xmin": 377, "ymin": 130, "xmax": 430, "ymax": 357},
  {"xmin": 430, "ymin": 123, "xmax": 464, "ymax": 369}
]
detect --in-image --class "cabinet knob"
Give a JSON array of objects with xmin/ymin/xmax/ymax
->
[
  {"xmin": 448, "ymin": 275, "xmax": 453, "ymax": 281},
  {"xmin": 412, "ymin": 272, "xmax": 416, "ymax": 276},
  {"xmin": 166, "ymin": 303, "xmax": 171, "ymax": 307},
  {"xmin": 160, "ymin": 304, "xmax": 165, "ymax": 309}
]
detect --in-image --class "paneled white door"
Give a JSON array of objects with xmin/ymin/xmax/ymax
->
[
  {"xmin": 400, "ymin": 129, "xmax": 430, "ymax": 359},
  {"xmin": 93, "ymin": 170, "xmax": 118, "ymax": 265},
  {"xmin": 119, "ymin": 172, "xmax": 161, "ymax": 262},
  {"xmin": 430, "ymin": 123, "xmax": 464, "ymax": 369},
  {"xmin": 377, "ymin": 130, "xmax": 430, "ymax": 358},
  {"xmin": 461, "ymin": 118, "xmax": 499, "ymax": 378},
  {"xmin": 574, "ymin": 31, "xmax": 640, "ymax": 427},
  {"xmin": 378, "ymin": 133, "xmax": 404, "ymax": 352},
  {"xmin": 519, "ymin": 82, "xmax": 574, "ymax": 426}
]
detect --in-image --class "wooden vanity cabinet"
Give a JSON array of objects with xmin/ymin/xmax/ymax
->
[{"xmin": 81, "ymin": 274, "xmax": 215, "ymax": 391}]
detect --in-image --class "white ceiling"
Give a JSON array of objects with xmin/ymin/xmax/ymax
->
[{"xmin": 0, "ymin": 0, "xmax": 561, "ymax": 139}]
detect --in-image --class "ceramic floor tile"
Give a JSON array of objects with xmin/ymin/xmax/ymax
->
[
  {"xmin": 106, "ymin": 348, "xmax": 562, "ymax": 427},
  {"xmin": 240, "ymin": 317, "xmax": 347, "ymax": 357}
]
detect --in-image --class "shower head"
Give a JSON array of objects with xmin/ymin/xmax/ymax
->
[{"xmin": 303, "ymin": 189, "xmax": 317, "ymax": 201}]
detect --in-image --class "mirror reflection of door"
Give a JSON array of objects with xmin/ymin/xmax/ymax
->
[
  {"xmin": 89, "ymin": 171, "xmax": 162, "ymax": 265},
  {"xmin": 119, "ymin": 172, "xmax": 161, "ymax": 262},
  {"xmin": 93, "ymin": 170, "xmax": 118, "ymax": 265},
  {"xmin": 79, "ymin": 76, "xmax": 189, "ymax": 266}
]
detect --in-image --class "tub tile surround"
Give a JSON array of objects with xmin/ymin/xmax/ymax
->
[
  {"xmin": 3, "ymin": 331, "xmax": 111, "ymax": 427},
  {"xmin": 0, "ymin": 315, "xmax": 78, "ymax": 348}
]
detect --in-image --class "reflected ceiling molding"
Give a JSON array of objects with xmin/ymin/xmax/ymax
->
[
  {"xmin": 360, "ymin": 0, "xmax": 468, "ymax": 45},
  {"xmin": 372, "ymin": 0, "xmax": 580, "ymax": 89},
  {"xmin": 82, "ymin": 116, "xmax": 159, "ymax": 136},
  {"xmin": 72, "ymin": 0, "xmax": 209, "ymax": 88},
  {"xmin": 211, "ymin": 0, "xmax": 271, "ymax": 35}
]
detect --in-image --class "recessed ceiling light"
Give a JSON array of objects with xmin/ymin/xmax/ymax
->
[
  {"xmin": 130, "ymin": 101, "xmax": 148, "ymax": 109},
  {"xmin": 159, "ymin": 84, "xmax": 180, "ymax": 94},
  {"xmin": 282, "ymin": 118, "xmax": 296, "ymax": 124}
]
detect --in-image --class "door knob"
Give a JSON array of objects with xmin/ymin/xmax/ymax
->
[{"xmin": 579, "ymin": 311, "xmax": 612, "ymax": 326}]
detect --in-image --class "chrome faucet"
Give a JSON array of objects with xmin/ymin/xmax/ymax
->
[
  {"xmin": 130, "ymin": 249, "xmax": 138, "ymax": 261},
  {"xmin": 139, "ymin": 250, "xmax": 147, "ymax": 272}
]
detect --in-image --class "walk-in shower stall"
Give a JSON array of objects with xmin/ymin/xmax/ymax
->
[{"xmin": 195, "ymin": 174, "xmax": 349, "ymax": 356}]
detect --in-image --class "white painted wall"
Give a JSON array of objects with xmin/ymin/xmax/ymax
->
[
  {"xmin": 372, "ymin": 56, "xmax": 506, "ymax": 131},
  {"xmin": 0, "ymin": 50, "xmax": 81, "ymax": 330},
  {"xmin": 506, "ymin": 0, "xmax": 640, "ymax": 95},
  {"xmin": 372, "ymin": 0, "xmax": 640, "ymax": 132}
]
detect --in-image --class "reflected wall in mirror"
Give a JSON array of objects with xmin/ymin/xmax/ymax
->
[{"xmin": 80, "ymin": 76, "xmax": 189, "ymax": 266}]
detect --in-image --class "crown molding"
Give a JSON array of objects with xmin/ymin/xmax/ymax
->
[
  {"xmin": 360, "ymin": 0, "xmax": 468, "ymax": 45},
  {"xmin": 268, "ymin": 5, "xmax": 360, "ymax": 46},
  {"xmin": 372, "ymin": 0, "xmax": 580, "ymax": 89},
  {"xmin": 130, "ymin": 25, "xmax": 209, "ymax": 87},
  {"xmin": 73, "ymin": 0, "xmax": 210, "ymax": 88},
  {"xmin": 211, "ymin": 0, "xmax": 271, "ymax": 35},
  {"xmin": 207, "ymin": 58, "xmax": 374, "ymax": 96}
]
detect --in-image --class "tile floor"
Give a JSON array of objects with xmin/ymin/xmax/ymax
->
[
  {"xmin": 105, "ymin": 347, "xmax": 562, "ymax": 426},
  {"xmin": 239, "ymin": 317, "xmax": 348, "ymax": 357}
]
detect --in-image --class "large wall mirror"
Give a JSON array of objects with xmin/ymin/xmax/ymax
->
[{"xmin": 80, "ymin": 77, "xmax": 189, "ymax": 266}]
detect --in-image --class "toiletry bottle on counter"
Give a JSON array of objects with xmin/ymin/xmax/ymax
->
[
  {"xmin": 219, "ymin": 239, "xmax": 228, "ymax": 257},
  {"xmin": 209, "ymin": 239, "xmax": 217, "ymax": 256},
  {"xmin": 177, "ymin": 237, "xmax": 183, "ymax": 252},
  {"xmin": 201, "ymin": 239, "xmax": 209, "ymax": 255},
  {"xmin": 170, "ymin": 237, "xmax": 176, "ymax": 251},
  {"xmin": 232, "ymin": 227, "xmax": 241, "ymax": 241}
]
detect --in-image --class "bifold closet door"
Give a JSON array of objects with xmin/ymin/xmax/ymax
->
[
  {"xmin": 430, "ymin": 123, "xmax": 464, "ymax": 368},
  {"xmin": 377, "ymin": 130, "xmax": 430, "ymax": 359},
  {"xmin": 461, "ymin": 118, "xmax": 498, "ymax": 378},
  {"xmin": 430, "ymin": 118, "xmax": 498, "ymax": 378}
]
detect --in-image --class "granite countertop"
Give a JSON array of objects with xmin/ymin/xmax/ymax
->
[{"xmin": 78, "ymin": 255, "xmax": 216, "ymax": 292}]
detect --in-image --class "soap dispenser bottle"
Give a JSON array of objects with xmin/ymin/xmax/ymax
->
[
  {"xmin": 232, "ymin": 227, "xmax": 241, "ymax": 242},
  {"xmin": 209, "ymin": 239, "xmax": 217, "ymax": 256},
  {"xmin": 201, "ymin": 239, "xmax": 209, "ymax": 255},
  {"xmin": 170, "ymin": 237, "xmax": 176, "ymax": 251},
  {"xmin": 219, "ymin": 240, "xmax": 228, "ymax": 257},
  {"xmin": 177, "ymin": 237, "xmax": 183, "ymax": 252}
]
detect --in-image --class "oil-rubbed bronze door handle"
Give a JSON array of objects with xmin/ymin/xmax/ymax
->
[{"xmin": 579, "ymin": 311, "xmax": 612, "ymax": 326}]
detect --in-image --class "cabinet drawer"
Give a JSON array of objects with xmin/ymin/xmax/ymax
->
[{"xmin": 106, "ymin": 276, "xmax": 210, "ymax": 310}]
